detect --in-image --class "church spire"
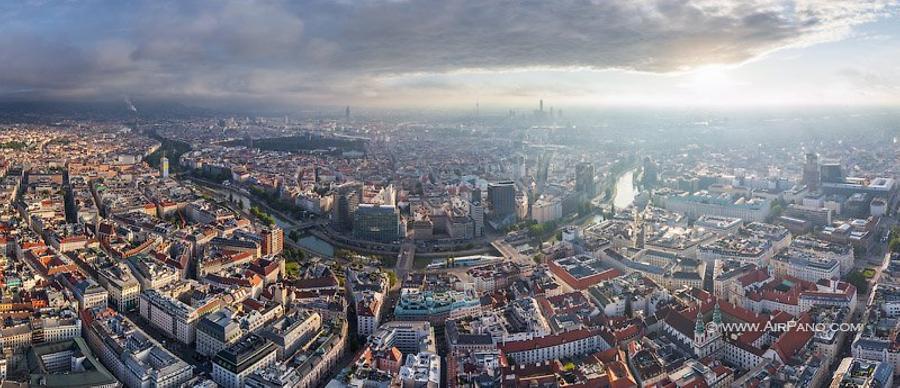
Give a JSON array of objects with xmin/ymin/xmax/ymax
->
[
  {"xmin": 695, "ymin": 310, "xmax": 705, "ymax": 334},
  {"xmin": 713, "ymin": 302, "xmax": 723, "ymax": 325}
]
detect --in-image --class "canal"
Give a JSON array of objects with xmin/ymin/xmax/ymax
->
[{"xmin": 613, "ymin": 169, "xmax": 639, "ymax": 210}]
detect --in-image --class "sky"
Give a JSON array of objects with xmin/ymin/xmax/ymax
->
[{"xmin": 1, "ymin": 0, "xmax": 898, "ymax": 111}]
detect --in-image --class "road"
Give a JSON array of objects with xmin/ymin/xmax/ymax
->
[
  {"xmin": 396, "ymin": 242, "xmax": 415, "ymax": 278},
  {"xmin": 491, "ymin": 238, "xmax": 534, "ymax": 266}
]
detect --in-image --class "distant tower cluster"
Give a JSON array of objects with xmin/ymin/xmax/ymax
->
[{"xmin": 533, "ymin": 98, "xmax": 562, "ymax": 121}]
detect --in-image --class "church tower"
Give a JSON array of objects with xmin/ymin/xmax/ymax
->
[
  {"xmin": 693, "ymin": 304, "xmax": 725, "ymax": 359},
  {"xmin": 632, "ymin": 208, "xmax": 646, "ymax": 249}
]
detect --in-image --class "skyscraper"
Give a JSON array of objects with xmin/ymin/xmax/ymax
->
[
  {"xmin": 487, "ymin": 181, "xmax": 516, "ymax": 217},
  {"xmin": 820, "ymin": 160, "xmax": 844, "ymax": 184},
  {"xmin": 802, "ymin": 153, "xmax": 820, "ymax": 191},
  {"xmin": 353, "ymin": 204, "xmax": 400, "ymax": 242},
  {"xmin": 332, "ymin": 182, "xmax": 361, "ymax": 232},
  {"xmin": 575, "ymin": 162, "xmax": 595, "ymax": 198},
  {"xmin": 160, "ymin": 155, "xmax": 169, "ymax": 179},
  {"xmin": 260, "ymin": 227, "xmax": 283, "ymax": 256},
  {"xmin": 536, "ymin": 154, "xmax": 550, "ymax": 193},
  {"xmin": 470, "ymin": 188, "xmax": 484, "ymax": 237}
]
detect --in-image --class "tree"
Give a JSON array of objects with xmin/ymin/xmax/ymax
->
[
  {"xmin": 283, "ymin": 247, "xmax": 305, "ymax": 262},
  {"xmin": 528, "ymin": 223, "xmax": 545, "ymax": 237},
  {"xmin": 847, "ymin": 270, "xmax": 870, "ymax": 295},
  {"xmin": 250, "ymin": 206, "xmax": 275, "ymax": 226},
  {"xmin": 766, "ymin": 199, "xmax": 785, "ymax": 223},
  {"xmin": 890, "ymin": 228, "xmax": 900, "ymax": 253}
]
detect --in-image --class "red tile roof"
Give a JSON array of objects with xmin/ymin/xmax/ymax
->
[{"xmin": 499, "ymin": 328, "xmax": 598, "ymax": 354}]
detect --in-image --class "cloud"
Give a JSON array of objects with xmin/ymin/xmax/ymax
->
[
  {"xmin": 838, "ymin": 67, "xmax": 900, "ymax": 96},
  {"xmin": 0, "ymin": 0, "xmax": 895, "ymax": 107}
]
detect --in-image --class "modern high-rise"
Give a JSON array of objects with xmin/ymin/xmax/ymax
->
[
  {"xmin": 469, "ymin": 201, "xmax": 484, "ymax": 238},
  {"xmin": 487, "ymin": 181, "xmax": 516, "ymax": 217},
  {"xmin": 820, "ymin": 160, "xmax": 844, "ymax": 184},
  {"xmin": 802, "ymin": 153, "xmax": 819, "ymax": 191},
  {"xmin": 332, "ymin": 182, "xmax": 361, "ymax": 232},
  {"xmin": 575, "ymin": 162, "xmax": 595, "ymax": 198},
  {"xmin": 260, "ymin": 227, "xmax": 283, "ymax": 256},
  {"xmin": 160, "ymin": 156, "xmax": 169, "ymax": 178},
  {"xmin": 353, "ymin": 204, "xmax": 400, "ymax": 242}
]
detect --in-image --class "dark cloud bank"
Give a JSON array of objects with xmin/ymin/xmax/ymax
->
[{"xmin": 0, "ymin": 0, "xmax": 893, "ymax": 108}]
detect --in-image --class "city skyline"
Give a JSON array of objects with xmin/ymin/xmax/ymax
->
[
  {"xmin": 1, "ymin": 2, "xmax": 900, "ymax": 385},
  {"xmin": 1, "ymin": 1, "xmax": 899, "ymax": 110}
]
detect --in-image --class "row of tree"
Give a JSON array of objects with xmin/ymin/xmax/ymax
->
[{"xmin": 249, "ymin": 206, "xmax": 275, "ymax": 226}]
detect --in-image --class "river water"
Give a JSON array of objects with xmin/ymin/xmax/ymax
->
[
  {"xmin": 226, "ymin": 189, "xmax": 336, "ymax": 257},
  {"xmin": 613, "ymin": 169, "xmax": 639, "ymax": 210},
  {"xmin": 221, "ymin": 190, "xmax": 293, "ymax": 230}
]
